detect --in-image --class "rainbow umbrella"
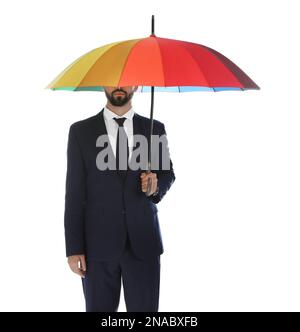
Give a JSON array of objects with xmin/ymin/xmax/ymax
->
[{"xmin": 47, "ymin": 15, "xmax": 260, "ymax": 195}]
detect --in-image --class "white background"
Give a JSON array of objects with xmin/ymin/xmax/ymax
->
[{"xmin": 0, "ymin": 0, "xmax": 299, "ymax": 312}]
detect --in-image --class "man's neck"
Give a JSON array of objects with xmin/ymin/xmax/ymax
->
[{"xmin": 105, "ymin": 103, "xmax": 132, "ymax": 117}]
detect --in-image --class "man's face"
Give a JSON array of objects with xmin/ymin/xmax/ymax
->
[{"xmin": 104, "ymin": 86, "xmax": 138, "ymax": 107}]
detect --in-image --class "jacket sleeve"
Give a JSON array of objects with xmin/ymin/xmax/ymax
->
[
  {"xmin": 64, "ymin": 124, "xmax": 87, "ymax": 257},
  {"xmin": 149, "ymin": 122, "xmax": 176, "ymax": 204}
]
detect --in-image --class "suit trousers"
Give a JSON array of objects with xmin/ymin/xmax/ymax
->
[{"xmin": 81, "ymin": 231, "xmax": 161, "ymax": 312}]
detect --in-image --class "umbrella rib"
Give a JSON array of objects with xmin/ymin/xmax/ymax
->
[
  {"xmin": 76, "ymin": 38, "xmax": 142, "ymax": 89},
  {"xmin": 154, "ymin": 37, "xmax": 166, "ymax": 88},
  {"xmin": 47, "ymin": 49, "xmax": 90, "ymax": 89},
  {"xmin": 72, "ymin": 43, "xmax": 122, "ymax": 89},
  {"xmin": 201, "ymin": 45, "xmax": 246, "ymax": 89},
  {"xmin": 175, "ymin": 41, "xmax": 211, "ymax": 88},
  {"xmin": 117, "ymin": 38, "xmax": 146, "ymax": 87}
]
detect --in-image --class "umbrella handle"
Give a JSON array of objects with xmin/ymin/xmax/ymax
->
[{"xmin": 145, "ymin": 169, "xmax": 152, "ymax": 196}]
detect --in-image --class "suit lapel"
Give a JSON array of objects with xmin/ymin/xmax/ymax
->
[
  {"xmin": 130, "ymin": 112, "xmax": 147, "ymax": 171},
  {"xmin": 94, "ymin": 107, "xmax": 116, "ymax": 165}
]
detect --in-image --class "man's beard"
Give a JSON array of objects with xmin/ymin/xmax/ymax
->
[{"xmin": 105, "ymin": 88, "xmax": 134, "ymax": 107}]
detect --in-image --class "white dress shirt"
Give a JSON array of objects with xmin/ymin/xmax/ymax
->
[{"xmin": 103, "ymin": 106, "xmax": 135, "ymax": 162}]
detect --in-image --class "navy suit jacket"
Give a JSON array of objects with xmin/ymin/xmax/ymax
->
[{"xmin": 64, "ymin": 108, "xmax": 175, "ymax": 261}]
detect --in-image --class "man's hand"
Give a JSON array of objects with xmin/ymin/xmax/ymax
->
[
  {"xmin": 68, "ymin": 255, "xmax": 86, "ymax": 278},
  {"xmin": 140, "ymin": 172, "xmax": 158, "ymax": 196}
]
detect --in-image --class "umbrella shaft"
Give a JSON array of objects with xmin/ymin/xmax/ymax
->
[
  {"xmin": 148, "ymin": 86, "xmax": 154, "ymax": 171},
  {"xmin": 151, "ymin": 15, "xmax": 155, "ymax": 35}
]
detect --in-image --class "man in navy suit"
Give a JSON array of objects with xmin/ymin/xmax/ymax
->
[{"xmin": 64, "ymin": 86, "xmax": 175, "ymax": 312}]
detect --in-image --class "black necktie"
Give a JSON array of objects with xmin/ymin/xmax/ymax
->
[{"xmin": 113, "ymin": 117, "xmax": 129, "ymax": 175}]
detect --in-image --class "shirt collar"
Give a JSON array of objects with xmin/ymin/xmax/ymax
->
[{"xmin": 103, "ymin": 106, "xmax": 135, "ymax": 121}]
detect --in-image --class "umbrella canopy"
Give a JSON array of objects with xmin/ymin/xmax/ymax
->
[{"xmin": 47, "ymin": 35, "xmax": 259, "ymax": 92}]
